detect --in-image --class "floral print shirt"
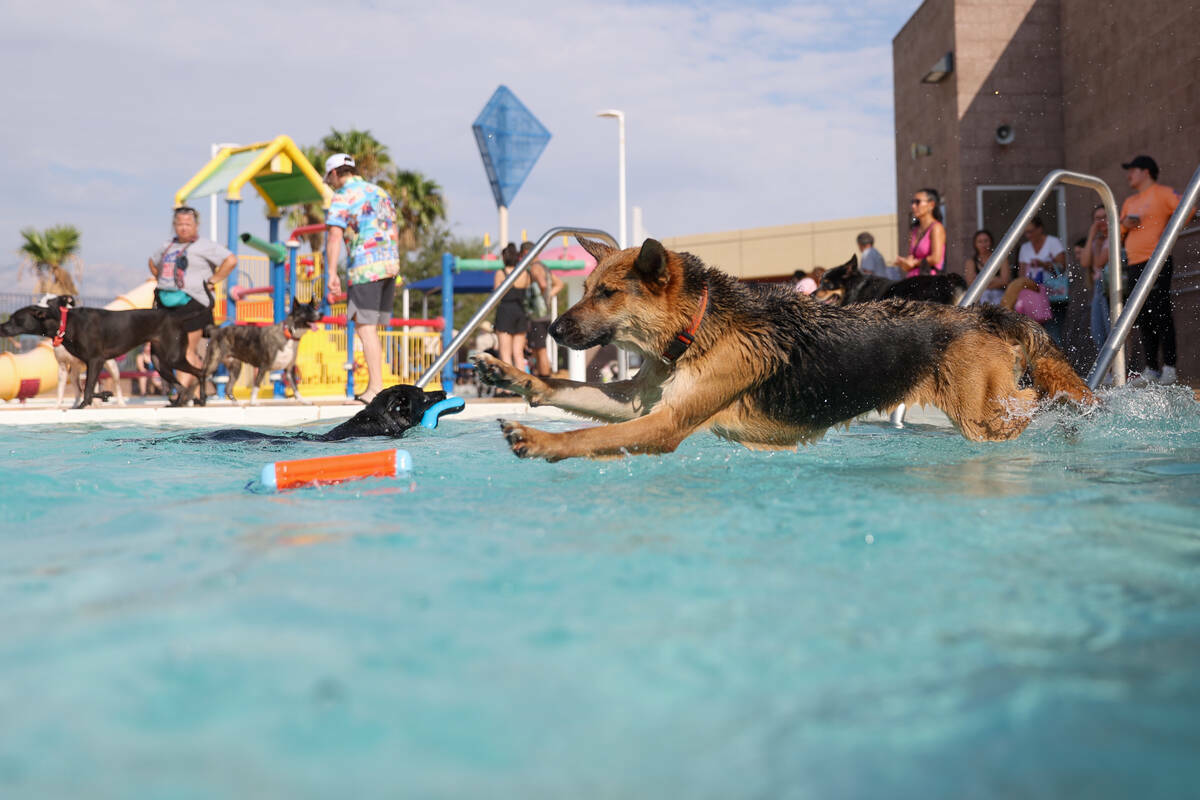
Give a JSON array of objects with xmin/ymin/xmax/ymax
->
[{"xmin": 325, "ymin": 176, "xmax": 402, "ymax": 286}]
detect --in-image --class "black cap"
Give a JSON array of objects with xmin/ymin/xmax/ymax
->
[{"xmin": 1121, "ymin": 155, "xmax": 1159, "ymax": 177}]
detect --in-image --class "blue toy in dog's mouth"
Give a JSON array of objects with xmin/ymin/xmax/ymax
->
[{"xmin": 420, "ymin": 396, "xmax": 466, "ymax": 428}]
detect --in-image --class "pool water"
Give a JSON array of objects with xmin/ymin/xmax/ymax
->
[{"xmin": 2, "ymin": 384, "xmax": 1200, "ymax": 798}]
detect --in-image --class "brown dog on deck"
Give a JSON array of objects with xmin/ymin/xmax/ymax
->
[{"xmin": 473, "ymin": 237, "xmax": 1094, "ymax": 461}]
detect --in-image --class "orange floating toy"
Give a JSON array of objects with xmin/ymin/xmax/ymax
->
[{"xmin": 260, "ymin": 449, "xmax": 413, "ymax": 491}]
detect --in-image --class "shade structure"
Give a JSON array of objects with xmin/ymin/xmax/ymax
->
[
  {"xmin": 407, "ymin": 271, "xmax": 498, "ymax": 294},
  {"xmin": 174, "ymin": 135, "xmax": 332, "ymax": 215}
]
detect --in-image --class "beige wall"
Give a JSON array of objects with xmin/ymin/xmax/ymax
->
[{"xmin": 660, "ymin": 214, "xmax": 898, "ymax": 280}]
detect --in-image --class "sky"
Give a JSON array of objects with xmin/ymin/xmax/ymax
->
[{"xmin": 0, "ymin": 0, "xmax": 920, "ymax": 299}]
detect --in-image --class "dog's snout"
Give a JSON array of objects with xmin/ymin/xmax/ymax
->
[{"xmin": 548, "ymin": 316, "xmax": 571, "ymax": 342}]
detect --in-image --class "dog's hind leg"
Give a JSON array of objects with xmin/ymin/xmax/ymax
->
[
  {"xmin": 282, "ymin": 367, "xmax": 309, "ymax": 405},
  {"xmin": 934, "ymin": 334, "xmax": 1037, "ymax": 441}
]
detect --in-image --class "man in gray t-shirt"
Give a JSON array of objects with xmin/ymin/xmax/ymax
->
[
  {"xmin": 147, "ymin": 206, "xmax": 237, "ymax": 398},
  {"xmin": 856, "ymin": 231, "xmax": 893, "ymax": 280}
]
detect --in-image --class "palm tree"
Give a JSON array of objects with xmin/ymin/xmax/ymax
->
[
  {"xmin": 385, "ymin": 170, "xmax": 448, "ymax": 252},
  {"xmin": 319, "ymin": 128, "xmax": 393, "ymax": 181},
  {"xmin": 19, "ymin": 225, "xmax": 81, "ymax": 294}
]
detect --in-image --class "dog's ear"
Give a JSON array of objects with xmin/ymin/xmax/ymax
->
[
  {"xmin": 843, "ymin": 254, "xmax": 859, "ymax": 272},
  {"xmin": 633, "ymin": 238, "xmax": 670, "ymax": 287},
  {"xmin": 576, "ymin": 236, "xmax": 616, "ymax": 263}
]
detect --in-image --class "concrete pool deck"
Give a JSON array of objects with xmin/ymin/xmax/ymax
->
[{"xmin": 0, "ymin": 395, "xmax": 953, "ymax": 430}]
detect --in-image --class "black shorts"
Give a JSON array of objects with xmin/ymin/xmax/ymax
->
[
  {"xmin": 155, "ymin": 291, "xmax": 213, "ymax": 333},
  {"xmin": 494, "ymin": 299, "xmax": 529, "ymax": 335},
  {"xmin": 528, "ymin": 319, "xmax": 551, "ymax": 349},
  {"xmin": 347, "ymin": 278, "xmax": 397, "ymax": 325}
]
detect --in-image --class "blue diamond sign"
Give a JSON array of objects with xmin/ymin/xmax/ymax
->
[{"xmin": 472, "ymin": 85, "xmax": 551, "ymax": 209}]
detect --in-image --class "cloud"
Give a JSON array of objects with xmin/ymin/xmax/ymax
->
[{"xmin": 0, "ymin": 0, "xmax": 917, "ymax": 295}]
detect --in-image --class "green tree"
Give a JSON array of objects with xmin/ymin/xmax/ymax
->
[
  {"xmin": 18, "ymin": 225, "xmax": 81, "ymax": 294},
  {"xmin": 384, "ymin": 170, "xmax": 448, "ymax": 252},
  {"xmin": 319, "ymin": 128, "xmax": 392, "ymax": 181},
  {"xmin": 397, "ymin": 227, "xmax": 491, "ymax": 326}
]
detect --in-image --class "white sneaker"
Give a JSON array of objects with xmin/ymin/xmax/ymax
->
[
  {"xmin": 1142, "ymin": 368, "xmax": 1161, "ymax": 384},
  {"xmin": 1159, "ymin": 365, "xmax": 1177, "ymax": 384}
]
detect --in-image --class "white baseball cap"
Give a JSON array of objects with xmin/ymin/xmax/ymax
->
[{"xmin": 324, "ymin": 153, "xmax": 356, "ymax": 176}]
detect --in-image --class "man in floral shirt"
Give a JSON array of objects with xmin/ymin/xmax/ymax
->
[{"xmin": 324, "ymin": 153, "xmax": 402, "ymax": 402}]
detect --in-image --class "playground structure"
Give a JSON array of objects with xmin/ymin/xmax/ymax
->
[{"xmin": 174, "ymin": 136, "xmax": 447, "ymax": 399}]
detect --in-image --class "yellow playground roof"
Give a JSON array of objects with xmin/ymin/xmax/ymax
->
[{"xmin": 174, "ymin": 135, "xmax": 332, "ymax": 215}]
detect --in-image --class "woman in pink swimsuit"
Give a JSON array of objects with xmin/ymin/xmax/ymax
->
[{"xmin": 894, "ymin": 188, "xmax": 946, "ymax": 278}]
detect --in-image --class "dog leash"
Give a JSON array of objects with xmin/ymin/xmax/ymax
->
[
  {"xmin": 660, "ymin": 282, "xmax": 709, "ymax": 365},
  {"xmin": 52, "ymin": 305, "xmax": 69, "ymax": 346}
]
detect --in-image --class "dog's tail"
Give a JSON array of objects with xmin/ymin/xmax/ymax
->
[{"xmin": 980, "ymin": 306, "xmax": 1095, "ymax": 406}]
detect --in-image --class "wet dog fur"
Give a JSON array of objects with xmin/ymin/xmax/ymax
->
[
  {"xmin": 201, "ymin": 298, "xmax": 322, "ymax": 405},
  {"xmin": 474, "ymin": 237, "xmax": 1094, "ymax": 461},
  {"xmin": 192, "ymin": 385, "xmax": 450, "ymax": 443},
  {"xmin": 814, "ymin": 253, "xmax": 968, "ymax": 306}
]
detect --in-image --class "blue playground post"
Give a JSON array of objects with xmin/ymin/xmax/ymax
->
[
  {"xmin": 225, "ymin": 199, "xmax": 240, "ymax": 321},
  {"xmin": 441, "ymin": 252, "xmax": 455, "ymax": 389},
  {"xmin": 268, "ymin": 216, "xmax": 286, "ymax": 398},
  {"xmin": 215, "ymin": 198, "xmax": 242, "ymax": 400}
]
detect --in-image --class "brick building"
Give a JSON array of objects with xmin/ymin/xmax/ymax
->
[{"xmin": 894, "ymin": 0, "xmax": 1200, "ymax": 377}]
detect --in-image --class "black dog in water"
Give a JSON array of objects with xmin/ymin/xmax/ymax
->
[{"xmin": 192, "ymin": 385, "xmax": 453, "ymax": 443}]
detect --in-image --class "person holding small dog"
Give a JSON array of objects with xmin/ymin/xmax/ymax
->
[
  {"xmin": 894, "ymin": 188, "xmax": 945, "ymax": 277},
  {"xmin": 322, "ymin": 153, "xmax": 402, "ymax": 404},
  {"xmin": 148, "ymin": 206, "xmax": 237, "ymax": 395}
]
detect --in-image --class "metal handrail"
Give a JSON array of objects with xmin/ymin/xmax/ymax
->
[
  {"xmin": 1089, "ymin": 164, "xmax": 1200, "ymax": 389},
  {"xmin": 959, "ymin": 169, "xmax": 1126, "ymax": 386},
  {"xmin": 415, "ymin": 226, "xmax": 618, "ymax": 388}
]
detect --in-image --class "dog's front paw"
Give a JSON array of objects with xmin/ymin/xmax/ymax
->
[
  {"xmin": 473, "ymin": 353, "xmax": 521, "ymax": 388},
  {"xmin": 499, "ymin": 418, "xmax": 563, "ymax": 461}
]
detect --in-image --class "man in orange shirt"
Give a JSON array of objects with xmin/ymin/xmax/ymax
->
[{"xmin": 1119, "ymin": 155, "xmax": 1197, "ymax": 384}]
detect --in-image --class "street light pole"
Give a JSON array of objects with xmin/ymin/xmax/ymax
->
[{"xmin": 597, "ymin": 110, "xmax": 629, "ymax": 379}]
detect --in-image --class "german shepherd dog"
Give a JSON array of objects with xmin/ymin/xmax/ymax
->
[
  {"xmin": 814, "ymin": 253, "xmax": 968, "ymax": 306},
  {"xmin": 201, "ymin": 298, "xmax": 322, "ymax": 405},
  {"xmin": 473, "ymin": 238, "xmax": 1094, "ymax": 461}
]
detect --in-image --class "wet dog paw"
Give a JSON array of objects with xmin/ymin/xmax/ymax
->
[
  {"xmin": 473, "ymin": 353, "xmax": 516, "ymax": 387},
  {"xmin": 498, "ymin": 418, "xmax": 560, "ymax": 460}
]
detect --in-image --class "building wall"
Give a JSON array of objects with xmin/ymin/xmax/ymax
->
[
  {"xmin": 660, "ymin": 214, "xmax": 898, "ymax": 280},
  {"xmin": 893, "ymin": 0, "xmax": 959, "ymax": 267},
  {"xmin": 894, "ymin": 0, "xmax": 1200, "ymax": 379},
  {"xmin": 1059, "ymin": 0, "xmax": 1200, "ymax": 376}
]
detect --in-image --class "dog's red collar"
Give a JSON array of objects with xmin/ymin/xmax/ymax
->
[
  {"xmin": 283, "ymin": 325, "xmax": 297, "ymax": 341},
  {"xmin": 52, "ymin": 305, "xmax": 69, "ymax": 346},
  {"xmin": 660, "ymin": 282, "xmax": 709, "ymax": 365}
]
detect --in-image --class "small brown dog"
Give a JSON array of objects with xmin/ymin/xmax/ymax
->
[{"xmin": 474, "ymin": 237, "xmax": 1093, "ymax": 461}]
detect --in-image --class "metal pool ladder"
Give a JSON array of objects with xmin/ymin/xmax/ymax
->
[
  {"xmin": 415, "ymin": 226, "xmax": 619, "ymax": 390},
  {"xmin": 960, "ymin": 164, "xmax": 1200, "ymax": 391}
]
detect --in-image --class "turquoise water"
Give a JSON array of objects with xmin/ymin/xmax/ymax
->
[{"xmin": 3, "ymin": 385, "xmax": 1200, "ymax": 798}]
